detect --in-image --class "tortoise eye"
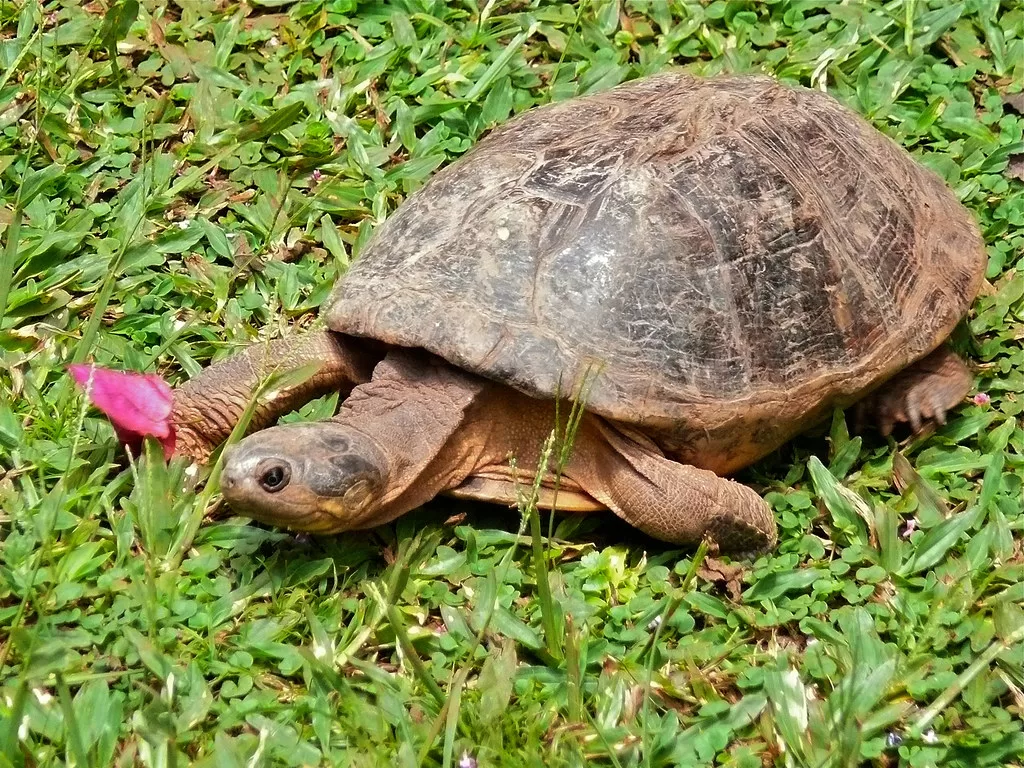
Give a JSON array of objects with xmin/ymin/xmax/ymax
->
[{"xmin": 258, "ymin": 462, "xmax": 291, "ymax": 493}]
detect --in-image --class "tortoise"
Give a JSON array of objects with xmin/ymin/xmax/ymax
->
[{"xmin": 171, "ymin": 71, "xmax": 985, "ymax": 553}]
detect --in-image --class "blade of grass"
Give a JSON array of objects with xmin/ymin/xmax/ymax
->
[
  {"xmin": 441, "ymin": 667, "xmax": 470, "ymax": 768},
  {"xmin": 369, "ymin": 582, "xmax": 445, "ymax": 708},
  {"xmin": 0, "ymin": 206, "xmax": 22, "ymax": 337},
  {"xmin": 565, "ymin": 614, "xmax": 582, "ymax": 723},
  {"xmin": 463, "ymin": 24, "xmax": 538, "ymax": 103},
  {"xmin": 55, "ymin": 671, "xmax": 90, "ymax": 768},
  {"xmin": 71, "ymin": 148, "xmax": 152, "ymax": 365},
  {"xmin": 641, "ymin": 540, "xmax": 709, "ymax": 767},
  {"xmin": 525, "ymin": 371, "xmax": 595, "ymax": 658},
  {"xmin": 910, "ymin": 622, "xmax": 1024, "ymax": 737},
  {"xmin": 523, "ymin": 431, "xmax": 563, "ymax": 661}
]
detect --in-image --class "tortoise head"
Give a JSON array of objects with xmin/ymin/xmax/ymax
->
[{"xmin": 220, "ymin": 423, "xmax": 387, "ymax": 533}]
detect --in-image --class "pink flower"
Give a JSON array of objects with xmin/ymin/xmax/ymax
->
[
  {"xmin": 972, "ymin": 392, "xmax": 991, "ymax": 406},
  {"xmin": 311, "ymin": 169, "xmax": 323, "ymax": 182},
  {"xmin": 69, "ymin": 364, "xmax": 176, "ymax": 459}
]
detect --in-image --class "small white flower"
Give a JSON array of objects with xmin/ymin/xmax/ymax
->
[
  {"xmin": 32, "ymin": 688, "xmax": 53, "ymax": 705},
  {"xmin": 459, "ymin": 752, "xmax": 477, "ymax": 768},
  {"xmin": 177, "ymin": 219, "xmax": 191, "ymax": 230},
  {"xmin": 269, "ymin": 36, "xmax": 280, "ymax": 47},
  {"xmin": 922, "ymin": 729, "xmax": 938, "ymax": 744}
]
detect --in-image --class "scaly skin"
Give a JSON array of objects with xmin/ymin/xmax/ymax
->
[
  {"xmin": 854, "ymin": 345, "xmax": 973, "ymax": 436},
  {"xmin": 172, "ymin": 330, "xmax": 381, "ymax": 463},
  {"xmin": 218, "ymin": 351, "xmax": 778, "ymax": 553}
]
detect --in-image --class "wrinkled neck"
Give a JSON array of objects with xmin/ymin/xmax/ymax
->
[{"xmin": 326, "ymin": 351, "xmax": 490, "ymax": 526}]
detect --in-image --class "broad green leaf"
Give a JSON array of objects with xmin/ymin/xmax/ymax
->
[
  {"xmin": 892, "ymin": 451, "xmax": 949, "ymax": 525},
  {"xmin": 16, "ymin": 164, "xmax": 64, "ymax": 208},
  {"xmin": 808, "ymin": 455, "xmax": 870, "ymax": 543},
  {"xmin": 99, "ymin": 0, "xmax": 139, "ymax": 52},
  {"xmin": 899, "ymin": 504, "xmax": 984, "ymax": 576},
  {"xmin": 233, "ymin": 102, "xmax": 305, "ymax": 144},
  {"xmin": 196, "ymin": 218, "xmax": 233, "ymax": 260},
  {"xmin": 477, "ymin": 638, "xmax": 517, "ymax": 724},
  {"xmin": 743, "ymin": 569, "xmax": 827, "ymax": 602},
  {"xmin": 764, "ymin": 660, "xmax": 812, "ymax": 765},
  {"xmin": 874, "ymin": 503, "xmax": 902, "ymax": 573}
]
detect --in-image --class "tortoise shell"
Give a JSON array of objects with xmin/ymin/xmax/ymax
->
[{"xmin": 324, "ymin": 72, "xmax": 985, "ymax": 472}]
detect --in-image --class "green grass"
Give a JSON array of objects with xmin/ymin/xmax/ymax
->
[{"xmin": 2, "ymin": 0, "xmax": 1023, "ymax": 765}]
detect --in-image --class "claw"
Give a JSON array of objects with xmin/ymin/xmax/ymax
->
[
  {"xmin": 906, "ymin": 393, "xmax": 923, "ymax": 432},
  {"xmin": 879, "ymin": 407, "xmax": 895, "ymax": 437},
  {"xmin": 852, "ymin": 401, "xmax": 866, "ymax": 434},
  {"xmin": 854, "ymin": 349, "xmax": 972, "ymax": 437}
]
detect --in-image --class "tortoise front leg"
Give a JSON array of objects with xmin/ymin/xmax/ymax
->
[
  {"xmin": 569, "ymin": 421, "xmax": 777, "ymax": 553},
  {"xmin": 173, "ymin": 330, "xmax": 380, "ymax": 463}
]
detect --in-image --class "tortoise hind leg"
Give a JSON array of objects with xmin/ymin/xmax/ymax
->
[{"xmin": 855, "ymin": 345, "xmax": 973, "ymax": 436}]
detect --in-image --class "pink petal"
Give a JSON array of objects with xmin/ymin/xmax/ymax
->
[
  {"xmin": 69, "ymin": 364, "xmax": 177, "ymax": 459},
  {"xmin": 972, "ymin": 392, "xmax": 991, "ymax": 406}
]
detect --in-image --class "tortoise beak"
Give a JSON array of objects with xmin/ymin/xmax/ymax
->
[{"xmin": 219, "ymin": 446, "xmax": 241, "ymax": 492}]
